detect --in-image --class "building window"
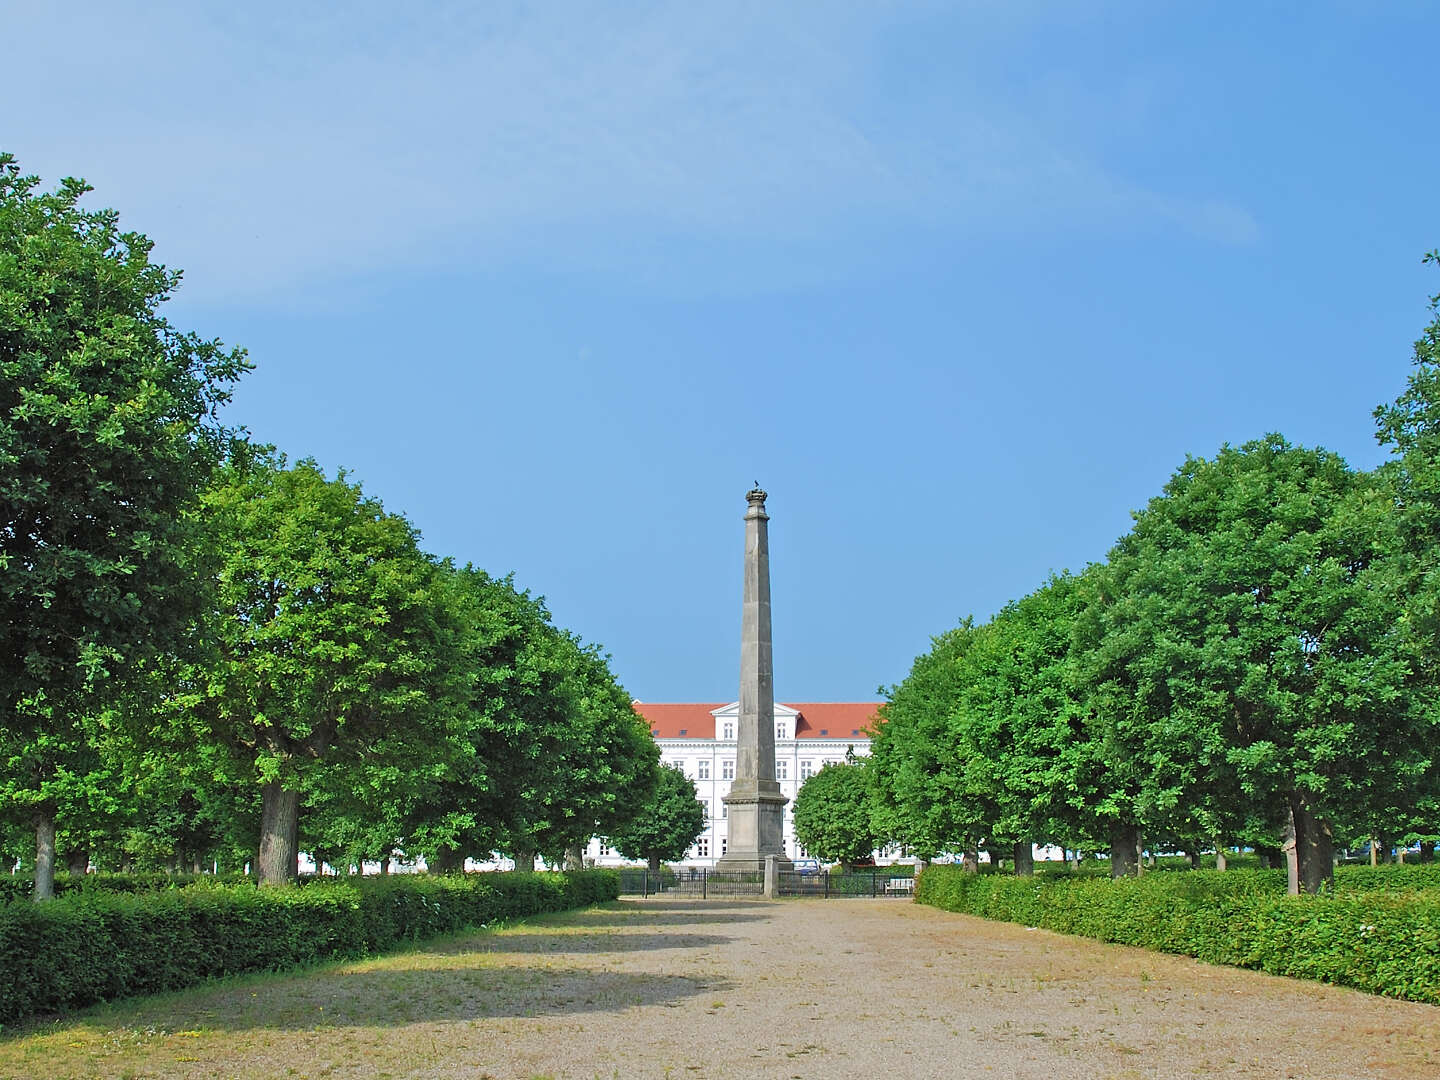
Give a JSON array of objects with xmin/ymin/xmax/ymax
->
[
  {"xmin": 599, "ymin": 843, "xmax": 611, "ymax": 856},
  {"xmin": 776, "ymin": 759, "xmax": 788, "ymax": 780},
  {"xmin": 697, "ymin": 759, "xmax": 710, "ymax": 780},
  {"xmin": 722, "ymin": 721, "xmax": 734, "ymax": 740},
  {"xmin": 721, "ymin": 803, "xmax": 728, "ymax": 818},
  {"xmin": 798, "ymin": 844, "xmax": 809, "ymax": 858},
  {"xmin": 776, "ymin": 722, "xmax": 785, "ymax": 741},
  {"xmin": 721, "ymin": 839, "xmax": 727, "ymax": 855},
  {"xmin": 696, "ymin": 838, "xmax": 709, "ymax": 858},
  {"xmin": 800, "ymin": 760, "xmax": 814, "ymax": 780},
  {"xmin": 722, "ymin": 759, "xmax": 735, "ymax": 780}
]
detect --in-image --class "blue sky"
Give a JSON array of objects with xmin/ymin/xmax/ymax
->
[{"xmin": 7, "ymin": 2, "xmax": 1437, "ymax": 701}]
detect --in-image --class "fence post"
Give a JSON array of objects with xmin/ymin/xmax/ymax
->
[
  {"xmin": 702, "ymin": 868, "xmax": 707, "ymax": 900},
  {"xmin": 823, "ymin": 871, "xmax": 829, "ymax": 899},
  {"xmin": 872, "ymin": 871, "xmax": 877, "ymax": 897},
  {"xmin": 643, "ymin": 871, "xmax": 648, "ymax": 899},
  {"xmin": 763, "ymin": 854, "xmax": 778, "ymax": 899}
]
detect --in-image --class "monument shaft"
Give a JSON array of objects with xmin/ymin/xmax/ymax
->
[{"xmin": 718, "ymin": 487, "xmax": 791, "ymax": 872}]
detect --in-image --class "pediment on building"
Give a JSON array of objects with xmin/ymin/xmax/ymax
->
[{"xmin": 709, "ymin": 701, "xmax": 799, "ymax": 720}]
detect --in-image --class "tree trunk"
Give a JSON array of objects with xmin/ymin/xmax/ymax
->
[
  {"xmin": 65, "ymin": 848, "xmax": 88, "ymax": 875},
  {"xmin": 430, "ymin": 846, "xmax": 463, "ymax": 874},
  {"xmin": 648, "ymin": 853, "xmax": 662, "ymax": 874},
  {"xmin": 1289, "ymin": 790, "xmax": 1333, "ymax": 895},
  {"xmin": 513, "ymin": 849, "xmax": 536, "ymax": 872},
  {"xmin": 33, "ymin": 808, "xmax": 57, "ymax": 902},
  {"xmin": 961, "ymin": 848, "xmax": 979, "ymax": 873},
  {"xmin": 563, "ymin": 844, "xmax": 583, "ymax": 871},
  {"xmin": 1282, "ymin": 811, "xmax": 1300, "ymax": 895},
  {"xmin": 1013, "ymin": 841, "xmax": 1034, "ymax": 877},
  {"xmin": 1421, "ymin": 841, "xmax": 1435, "ymax": 863},
  {"xmin": 1188, "ymin": 850, "xmax": 1200, "ymax": 869},
  {"xmin": 379, "ymin": 855, "xmax": 391, "ymax": 876},
  {"xmin": 1370, "ymin": 837, "xmax": 1379, "ymax": 866},
  {"xmin": 257, "ymin": 781, "xmax": 300, "ymax": 886},
  {"xmin": 1110, "ymin": 822, "xmax": 1141, "ymax": 878},
  {"xmin": 1256, "ymin": 843, "xmax": 1283, "ymax": 870},
  {"xmin": 1215, "ymin": 848, "xmax": 1227, "ymax": 872}
]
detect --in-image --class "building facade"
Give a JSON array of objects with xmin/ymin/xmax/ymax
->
[{"xmin": 584, "ymin": 701, "xmax": 882, "ymax": 868}]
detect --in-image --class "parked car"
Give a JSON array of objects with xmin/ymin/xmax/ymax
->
[{"xmin": 794, "ymin": 858, "xmax": 821, "ymax": 875}]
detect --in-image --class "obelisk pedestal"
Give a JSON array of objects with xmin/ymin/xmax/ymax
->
[{"xmin": 716, "ymin": 487, "xmax": 793, "ymax": 874}]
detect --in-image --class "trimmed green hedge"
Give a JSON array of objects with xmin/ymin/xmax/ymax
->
[
  {"xmin": 1333, "ymin": 863, "xmax": 1440, "ymax": 893},
  {"xmin": 0, "ymin": 872, "xmax": 252, "ymax": 905},
  {"xmin": 915, "ymin": 865, "xmax": 1440, "ymax": 1004},
  {"xmin": 0, "ymin": 870, "xmax": 618, "ymax": 1027}
]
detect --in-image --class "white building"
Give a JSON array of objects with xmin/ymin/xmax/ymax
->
[{"xmin": 584, "ymin": 701, "xmax": 882, "ymax": 868}]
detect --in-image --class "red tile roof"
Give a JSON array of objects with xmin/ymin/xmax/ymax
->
[
  {"xmin": 632, "ymin": 702, "xmax": 881, "ymax": 740},
  {"xmin": 632, "ymin": 703, "xmax": 727, "ymax": 739},
  {"xmin": 789, "ymin": 703, "xmax": 883, "ymax": 739}
]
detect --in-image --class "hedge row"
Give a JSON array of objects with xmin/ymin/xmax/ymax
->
[
  {"xmin": 915, "ymin": 865, "xmax": 1440, "ymax": 1004},
  {"xmin": 0, "ymin": 870, "xmax": 618, "ymax": 1027},
  {"xmin": 1332, "ymin": 863, "xmax": 1440, "ymax": 892},
  {"xmin": 0, "ymin": 872, "xmax": 253, "ymax": 905}
]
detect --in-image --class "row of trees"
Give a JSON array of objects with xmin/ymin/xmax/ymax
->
[
  {"xmin": 866, "ymin": 254, "xmax": 1440, "ymax": 894},
  {"xmin": 0, "ymin": 156, "xmax": 663, "ymax": 898}
]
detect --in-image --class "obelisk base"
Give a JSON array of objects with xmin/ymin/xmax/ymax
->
[{"xmin": 716, "ymin": 781, "xmax": 793, "ymax": 873}]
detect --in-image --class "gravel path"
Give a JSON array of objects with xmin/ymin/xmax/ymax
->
[
  {"xmin": 490, "ymin": 898, "xmax": 1440, "ymax": 1080},
  {"xmin": 6, "ymin": 897, "xmax": 1438, "ymax": 1079}
]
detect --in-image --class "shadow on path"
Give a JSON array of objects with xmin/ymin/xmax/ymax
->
[
  {"xmin": 438, "ymin": 930, "xmax": 736, "ymax": 954},
  {"xmin": 157, "ymin": 966, "xmax": 734, "ymax": 1033},
  {"xmin": 566, "ymin": 910, "xmax": 774, "ymax": 928}
]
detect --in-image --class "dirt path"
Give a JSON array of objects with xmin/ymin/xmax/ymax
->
[{"xmin": 4, "ymin": 897, "xmax": 1438, "ymax": 1079}]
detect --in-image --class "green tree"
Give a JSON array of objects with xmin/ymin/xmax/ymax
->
[
  {"xmin": 1080, "ymin": 436, "xmax": 1419, "ymax": 893},
  {"xmin": 954, "ymin": 573, "xmax": 1090, "ymax": 874},
  {"xmin": 1372, "ymin": 253, "xmax": 1440, "ymax": 863},
  {"xmin": 793, "ymin": 757, "xmax": 879, "ymax": 870},
  {"xmin": 870, "ymin": 619, "xmax": 984, "ymax": 859},
  {"xmin": 0, "ymin": 155, "xmax": 249, "ymax": 899},
  {"xmin": 397, "ymin": 567, "xmax": 566, "ymax": 871},
  {"xmin": 191, "ymin": 451, "xmax": 467, "ymax": 885},
  {"xmin": 499, "ymin": 629, "xmax": 659, "ymax": 867},
  {"xmin": 608, "ymin": 763, "xmax": 705, "ymax": 872},
  {"xmin": 1375, "ymin": 252, "xmax": 1440, "ymax": 656}
]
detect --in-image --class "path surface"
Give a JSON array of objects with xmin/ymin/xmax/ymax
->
[{"xmin": 4, "ymin": 898, "xmax": 1438, "ymax": 1079}]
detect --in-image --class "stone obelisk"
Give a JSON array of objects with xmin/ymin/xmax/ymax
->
[{"xmin": 717, "ymin": 486, "xmax": 792, "ymax": 872}]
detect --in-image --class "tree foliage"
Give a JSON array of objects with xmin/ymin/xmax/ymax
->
[
  {"xmin": 0, "ymin": 155, "xmax": 249, "ymax": 898},
  {"xmin": 793, "ymin": 757, "xmax": 879, "ymax": 869},
  {"xmin": 188, "ymin": 451, "xmax": 469, "ymax": 884},
  {"xmin": 607, "ymin": 763, "xmax": 705, "ymax": 871},
  {"xmin": 880, "ymin": 420, "xmax": 1438, "ymax": 892}
]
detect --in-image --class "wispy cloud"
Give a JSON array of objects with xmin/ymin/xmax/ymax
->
[{"xmin": 6, "ymin": 1, "xmax": 1256, "ymax": 304}]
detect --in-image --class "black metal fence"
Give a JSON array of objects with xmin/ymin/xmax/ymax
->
[
  {"xmin": 615, "ymin": 867, "xmax": 916, "ymax": 899},
  {"xmin": 778, "ymin": 869, "xmax": 916, "ymax": 898},
  {"xmin": 616, "ymin": 868, "xmax": 763, "ymax": 898}
]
